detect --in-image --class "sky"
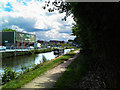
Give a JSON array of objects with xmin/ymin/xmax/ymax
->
[{"xmin": 0, "ymin": 0, "xmax": 76, "ymax": 41}]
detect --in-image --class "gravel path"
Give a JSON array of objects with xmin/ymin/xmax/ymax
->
[{"xmin": 20, "ymin": 50, "xmax": 79, "ymax": 88}]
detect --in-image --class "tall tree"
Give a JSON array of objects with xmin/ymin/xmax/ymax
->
[{"xmin": 44, "ymin": 1, "xmax": 120, "ymax": 88}]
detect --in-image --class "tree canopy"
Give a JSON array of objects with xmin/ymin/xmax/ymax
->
[
  {"xmin": 1, "ymin": 28, "xmax": 17, "ymax": 32},
  {"xmin": 44, "ymin": 1, "xmax": 119, "ymax": 88}
]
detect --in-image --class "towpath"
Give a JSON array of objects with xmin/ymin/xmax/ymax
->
[{"xmin": 21, "ymin": 50, "xmax": 80, "ymax": 88}]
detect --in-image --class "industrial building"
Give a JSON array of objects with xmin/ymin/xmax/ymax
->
[{"xmin": 0, "ymin": 32, "xmax": 36, "ymax": 49}]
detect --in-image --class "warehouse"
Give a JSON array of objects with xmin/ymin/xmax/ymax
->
[{"xmin": 0, "ymin": 32, "xmax": 36, "ymax": 49}]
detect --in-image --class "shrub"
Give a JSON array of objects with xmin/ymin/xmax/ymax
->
[{"xmin": 2, "ymin": 67, "xmax": 16, "ymax": 85}]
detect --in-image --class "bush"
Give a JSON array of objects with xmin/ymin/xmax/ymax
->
[{"xmin": 2, "ymin": 67, "xmax": 16, "ymax": 85}]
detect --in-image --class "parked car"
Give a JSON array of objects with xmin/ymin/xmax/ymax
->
[
  {"xmin": 0, "ymin": 46, "xmax": 6, "ymax": 51},
  {"xmin": 27, "ymin": 46, "xmax": 34, "ymax": 49}
]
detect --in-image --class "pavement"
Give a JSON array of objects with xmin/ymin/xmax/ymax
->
[{"xmin": 20, "ymin": 50, "xmax": 80, "ymax": 89}]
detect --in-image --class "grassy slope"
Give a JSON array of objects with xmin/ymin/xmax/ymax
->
[
  {"xmin": 2, "ymin": 50, "xmax": 77, "ymax": 89},
  {"xmin": 53, "ymin": 53, "xmax": 89, "ymax": 88}
]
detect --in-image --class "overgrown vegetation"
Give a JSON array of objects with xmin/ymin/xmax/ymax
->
[
  {"xmin": 2, "ymin": 48, "xmax": 54, "ymax": 58},
  {"xmin": 1, "ymin": 50, "xmax": 77, "ymax": 89},
  {"xmin": 44, "ymin": 1, "xmax": 119, "ymax": 88},
  {"xmin": 54, "ymin": 53, "xmax": 89, "ymax": 88},
  {"xmin": 2, "ymin": 67, "xmax": 17, "ymax": 85},
  {"xmin": 2, "ymin": 54, "xmax": 48, "ymax": 85},
  {"xmin": 34, "ymin": 48, "xmax": 54, "ymax": 54}
]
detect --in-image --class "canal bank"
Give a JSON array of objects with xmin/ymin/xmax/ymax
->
[
  {"xmin": 1, "ymin": 49, "xmax": 79, "ymax": 89},
  {"xmin": 1, "ymin": 48, "xmax": 54, "ymax": 58},
  {"xmin": 1, "ymin": 47, "xmax": 75, "ymax": 58},
  {"xmin": 2, "ymin": 48, "xmax": 74, "ymax": 73},
  {"xmin": 22, "ymin": 50, "xmax": 80, "ymax": 88}
]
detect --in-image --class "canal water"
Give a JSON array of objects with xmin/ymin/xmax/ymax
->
[{"xmin": 1, "ymin": 49, "xmax": 74, "ymax": 73}]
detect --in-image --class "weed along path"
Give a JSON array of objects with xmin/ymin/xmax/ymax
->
[{"xmin": 21, "ymin": 50, "xmax": 79, "ymax": 88}]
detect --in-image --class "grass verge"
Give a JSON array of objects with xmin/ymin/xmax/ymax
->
[
  {"xmin": 53, "ymin": 53, "xmax": 90, "ymax": 88},
  {"xmin": 2, "ymin": 49, "xmax": 78, "ymax": 89}
]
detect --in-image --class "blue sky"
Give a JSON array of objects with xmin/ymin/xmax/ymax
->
[{"xmin": 0, "ymin": 0, "xmax": 75, "ymax": 41}]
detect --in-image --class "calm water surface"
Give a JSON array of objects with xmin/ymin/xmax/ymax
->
[{"xmin": 1, "ymin": 49, "xmax": 74, "ymax": 73}]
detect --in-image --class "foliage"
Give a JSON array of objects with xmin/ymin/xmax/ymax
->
[
  {"xmin": 21, "ymin": 65, "xmax": 30, "ymax": 73},
  {"xmin": 28, "ymin": 50, "xmax": 35, "ymax": 54},
  {"xmin": 2, "ymin": 67, "xmax": 17, "ymax": 85},
  {"xmin": 44, "ymin": 1, "xmax": 119, "ymax": 88},
  {"xmin": 2, "ymin": 50, "xmax": 77, "ymax": 89},
  {"xmin": 54, "ymin": 54, "xmax": 89, "ymax": 88},
  {"xmin": 32, "ymin": 63, "xmax": 43, "ymax": 70},
  {"xmin": 2, "ymin": 28, "xmax": 17, "ymax": 32},
  {"xmin": 42, "ymin": 55, "xmax": 47, "ymax": 63}
]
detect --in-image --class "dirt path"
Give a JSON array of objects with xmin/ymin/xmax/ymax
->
[{"xmin": 21, "ymin": 50, "xmax": 79, "ymax": 88}]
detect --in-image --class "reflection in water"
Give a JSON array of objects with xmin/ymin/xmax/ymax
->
[
  {"xmin": 2, "ymin": 49, "xmax": 74, "ymax": 72},
  {"xmin": 2, "ymin": 54, "xmax": 36, "ymax": 72},
  {"xmin": 34, "ymin": 51, "xmax": 56, "ymax": 65}
]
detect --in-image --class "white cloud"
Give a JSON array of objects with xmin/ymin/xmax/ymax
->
[
  {"xmin": 0, "ymin": 0, "xmax": 75, "ymax": 41},
  {"xmin": 9, "ymin": 25, "xmax": 24, "ymax": 32},
  {"xmin": 4, "ymin": 20, "xmax": 8, "ymax": 23},
  {"xmin": 35, "ymin": 29, "xmax": 75, "ymax": 41}
]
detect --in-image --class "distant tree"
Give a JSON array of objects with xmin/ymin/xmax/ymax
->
[
  {"xmin": 68, "ymin": 39, "xmax": 73, "ymax": 42},
  {"xmin": 2, "ymin": 28, "xmax": 17, "ymax": 32}
]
